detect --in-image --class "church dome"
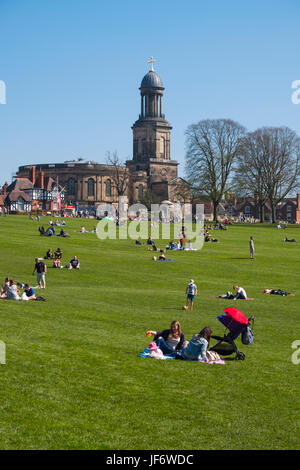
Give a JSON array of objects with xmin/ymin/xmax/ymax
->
[{"xmin": 140, "ymin": 70, "xmax": 163, "ymax": 88}]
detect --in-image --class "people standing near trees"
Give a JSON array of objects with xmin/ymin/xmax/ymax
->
[{"xmin": 249, "ymin": 236, "xmax": 255, "ymax": 259}]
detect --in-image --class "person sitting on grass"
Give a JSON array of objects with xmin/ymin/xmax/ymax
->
[
  {"xmin": 38, "ymin": 226, "xmax": 45, "ymax": 236},
  {"xmin": 45, "ymin": 227, "xmax": 54, "ymax": 237},
  {"xmin": 6, "ymin": 279, "xmax": 21, "ymax": 301},
  {"xmin": 66, "ymin": 256, "xmax": 80, "ymax": 270},
  {"xmin": 22, "ymin": 283, "xmax": 36, "ymax": 300},
  {"xmin": 57, "ymin": 228, "xmax": 70, "ymax": 237},
  {"xmin": 147, "ymin": 320, "xmax": 185, "ymax": 356},
  {"xmin": 158, "ymin": 250, "xmax": 166, "ymax": 260},
  {"xmin": 147, "ymin": 342, "xmax": 164, "ymax": 359},
  {"xmin": 53, "ymin": 248, "xmax": 62, "ymax": 268},
  {"xmin": 233, "ymin": 285, "xmax": 247, "ymax": 300},
  {"xmin": 0, "ymin": 277, "xmax": 10, "ymax": 298},
  {"xmin": 180, "ymin": 326, "xmax": 212, "ymax": 362},
  {"xmin": 44, "ymin": 249, "xmax": 53, "ymax": 260}
]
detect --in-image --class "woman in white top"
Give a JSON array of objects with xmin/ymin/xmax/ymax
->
[
  {"xmin": 233, "ymin": 285, "xmax": 247, "ymax": 300},
  {"xmin": 6, "ymin": 280, "xmax": 21, "ymax": 301}
]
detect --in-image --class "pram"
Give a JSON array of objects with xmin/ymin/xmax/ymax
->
[{"xmin": 210, "ymin": 307, "xmax": 254, "ymax": 360}]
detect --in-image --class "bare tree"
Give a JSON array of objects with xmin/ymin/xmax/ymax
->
[
  {"xmin": 106, "ymin": 151, "xmax": 130, "ymax": 197},
  {"xmin": 185, "ymin": 119, "xmax": 246, "ymax": 221},
  {"xmin": 235, "ymin": 131, "xmax": 268, "ymax": 222},
  {"xmin": 140, "ymin": 188, "xmax": 161, "ymax": 210},
  {"xmin": 172, "ymin": 179, "xmax": 191, "ymax": 203},
  {"xmin": 256, "ymin": 127, "xmax": 300, "ymax": 223}
]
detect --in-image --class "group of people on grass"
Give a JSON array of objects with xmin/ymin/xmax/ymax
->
[
  {"xmin": 75, "ymin": 226, "xmax": 97, "ymax": 233},
  {"xmin": 145, "ymin": 320, "xmax": 219, "ymax": 362},
  {"xmin": 0, "ymin": 277, "xmax": 36, "ymax": 301},
  {"xmin": 44, "ymin": 248, "xmax": 80, "ymax": 270},
  {"xmin": 39, "ymin": 226, "xmax": 70, "ymax": 238}
]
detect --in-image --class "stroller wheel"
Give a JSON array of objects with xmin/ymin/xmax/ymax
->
[{"xmin": 236, "ymin": 352, "xmax": 245, "ymax": 360}]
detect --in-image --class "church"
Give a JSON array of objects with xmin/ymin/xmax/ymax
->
[{"xmin": 14, "ymin": 59, "xmax": 187, "ymax": 212}]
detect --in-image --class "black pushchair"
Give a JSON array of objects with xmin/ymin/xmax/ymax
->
[{"xmin": 210, "ymin": 307, "xmax": 254, "ymax": 360}]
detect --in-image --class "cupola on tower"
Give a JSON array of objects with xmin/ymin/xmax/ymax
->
[{"xmin": 127, "ymin": 57, "xmax": 178, "ymax": 200}]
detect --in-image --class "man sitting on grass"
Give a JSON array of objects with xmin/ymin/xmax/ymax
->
[
  {"xmin": 66, "ymin": 256, "xmax": 80, "ymax": 270},
  {"xmin": 21, "ymin": 284, "xmax": 36, "ymax": 300}
]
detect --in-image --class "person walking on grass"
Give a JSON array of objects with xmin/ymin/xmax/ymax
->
[
  {"xmin": 185, "ymin": 279, "xmax": 197, "ymax": 311},
  {"xmin": 32, "ymin": 258, "xmax": 47, "ymax": 289},
  {"xmin": 249, "ymin": 236, "xmax": 255, "ymax": 259}
]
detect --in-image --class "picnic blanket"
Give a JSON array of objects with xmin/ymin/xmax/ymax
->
[
  {"xmin": 138, "ymin": 348, "xmax": 175, "ymax": 360},
  {"xmin": 139, "ymin": 348, "xmax": 225, "ymax": 364}
]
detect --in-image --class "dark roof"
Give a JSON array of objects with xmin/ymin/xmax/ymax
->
[
  {"xmin": 140, "ymin": 71, "xmax": 163, "ymax": 89},
  {"xmin": 6, "ymin": 190, "xmax": 32, "ymax": 203},
  {"xmin": 7, "ymin": 178, "xmax": 33, "ymax": 193}
]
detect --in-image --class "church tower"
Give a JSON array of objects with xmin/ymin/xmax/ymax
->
[{"xmin": 127, "ymin": 58, "xmax": 178, "ymax": 201}]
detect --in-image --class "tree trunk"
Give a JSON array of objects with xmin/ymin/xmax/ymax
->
[
  {"xmin": 213, "ymin": 201, "xmax": 218, "ymax": 222},
  {"xmin": 270, "ymin": 202, "xmax": 276, "ymax": 224},
  {"xmin": 259, "ymin": 201, "xmax": 264, "ymax": 223}
]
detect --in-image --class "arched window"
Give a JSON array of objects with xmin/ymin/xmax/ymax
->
[
  {"xmin": 88, "ymin": 178, "xmax": 95, "ymax": 197},
  {"xmin": 105, "ymin": 179, "xmax": 111, "ymax": 197},
  {"xmin": 138, "ymin": 185, "xmax": 143, "ymax": 201},
  {"xmin": 68, "ymin": 178, "xmax": 76, "ymax": 196}
]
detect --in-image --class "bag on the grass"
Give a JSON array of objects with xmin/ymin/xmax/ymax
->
[
  {"xmin": 241, "ymin": 325, "xmax": 254, "ymax": 345},
  {"xmin": 35, "ymin": 296, "xmax": 46, "ymax": 301}
]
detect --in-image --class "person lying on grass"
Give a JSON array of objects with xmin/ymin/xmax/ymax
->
[
  {"xmin": 264, "ymin": 289, "xmax": 295, "ymax": 296},
  {"xmin": 283, "ymin": 238, "xmax": 296, "ymax": 242},
  {"xmin": 146, "ymin": 320, "xmax": 185, "ymax": 356}
]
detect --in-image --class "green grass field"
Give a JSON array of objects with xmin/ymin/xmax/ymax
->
[{"xmin": 0, "ymin": 215, "xmax": 299, "ymax": 450}]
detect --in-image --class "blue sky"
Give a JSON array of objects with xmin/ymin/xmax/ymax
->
[{"xmin": 0, "ymin": 0, "xmax": 300, "ymax": 184}]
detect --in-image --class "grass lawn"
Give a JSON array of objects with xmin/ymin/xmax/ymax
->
[{"xmin": 0, "ymin": 215, "xmax": 299, "ymax": 450}]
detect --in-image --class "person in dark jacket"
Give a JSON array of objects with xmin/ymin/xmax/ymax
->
[{"xmin": 146, "ymin": 321, "xmax": 185, "ymax": 356}]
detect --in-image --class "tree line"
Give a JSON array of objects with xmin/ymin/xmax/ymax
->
[{"xmin": 185, "ymin": 119, "xmax": 300, "ymax": 223}]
